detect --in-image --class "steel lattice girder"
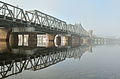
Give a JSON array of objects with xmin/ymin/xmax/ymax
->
[
  {"xmin": 25, "ymin": 10, "xmax": 67, "ymax": 30},
  {"xmin": 0, "ymin": 1, "xmax": 27, "ymax": 22},
  {"xmin": 0, "ymin": 1, "xmax": 89, "ymax": 36}
]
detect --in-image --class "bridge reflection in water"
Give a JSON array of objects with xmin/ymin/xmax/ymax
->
[{"xmin": 0, "ymin": 36, "xmax": 92, "ymax": 79}]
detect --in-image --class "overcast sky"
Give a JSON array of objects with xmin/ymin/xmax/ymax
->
[{"xmin": 1, "ymin": 0, "xmax": 120, "ymax": 37}]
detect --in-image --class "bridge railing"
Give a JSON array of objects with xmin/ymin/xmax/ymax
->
[{"xmin": 0, "ymin": 1, "xmax": 27, "ymax": 23}]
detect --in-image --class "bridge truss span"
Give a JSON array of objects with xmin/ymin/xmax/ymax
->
[
  {"xmin": 26, "ymin": 10, "xmax": 67, "ymax": 31},
  {"xmin": 0, "ymin": 1, "xmax": 89, "ymax": 36},
  {"xmin": 0, "ymin": 1, "xmax": 27, "ymax": 23}
]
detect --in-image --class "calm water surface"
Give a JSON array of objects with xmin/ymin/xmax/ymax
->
[{"xmin": 3, "ymin": 45, "xmax": 119, "ymax": 79}]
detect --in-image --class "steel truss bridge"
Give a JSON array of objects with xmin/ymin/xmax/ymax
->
[
  {"xmin": 0, "ymin": 1, "xmax": 89, "ymax": 36},
  {"xmin": 0, "ymin": 46, "xmax": 90, "ymax": 78}
]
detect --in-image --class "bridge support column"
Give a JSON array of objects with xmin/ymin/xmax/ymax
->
[
  {"xmin": 37, "ymin": 34, "xmax": 55, "ymax": 47},
  {"xmin": 0, "ymin": 28, "xmax": 11, "ymax": 41},
  {"xmin": 10, "ymin": 27, "xmax": 37, "ymax": 47},
  {"xmin": 70, "ymin": 34, "xmax": 81, "ymax": 47},
  {"xmin": 10, "ymin": 32, "xmax": 37, "ymax": 48},
  {"xmin": 80, "ymin": 36, "xmax": 90, "ymax": 45},
  {"xmin": 54, "ymin": 34, "xmax": 69, "ymax": 47}
]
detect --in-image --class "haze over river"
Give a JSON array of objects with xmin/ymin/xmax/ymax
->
[{"xmin": 0, "ymin": 42, "xmax": 120, "ymax": 79}]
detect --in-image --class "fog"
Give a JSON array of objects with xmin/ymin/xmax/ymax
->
[{"xmin": 1, "ymin": 0, "xmax": 120, "ymax": 37}]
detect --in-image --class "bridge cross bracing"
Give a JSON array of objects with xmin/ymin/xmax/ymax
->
[
  {"xmin": 0, "ymin": 46, "xmax": 86, "ymax": 78},
  {"xmin": 0, "ymin": 1, "xmax": 89, "ymax": 36}
]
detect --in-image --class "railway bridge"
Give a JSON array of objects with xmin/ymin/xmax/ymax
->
[{"xmin": 0, "ymin": 1, "xmax": 90, "ymax": 47}]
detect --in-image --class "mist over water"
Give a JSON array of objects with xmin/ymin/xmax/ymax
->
[
  {"xmin": 0, "ymin": 0, "xmax": 120, "ymax": 79},
  {"xmin": 0, "ymin": 37, "xmax": 120, "ymax": 79}
]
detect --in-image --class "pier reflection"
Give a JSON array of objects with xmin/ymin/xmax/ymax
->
[{"xmin": 0, "ymin": 40, "xmax": 92, "ymax": 78}]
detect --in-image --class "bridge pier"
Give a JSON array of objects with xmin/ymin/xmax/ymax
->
[
  {"xmin": 91, "ymin": 38, "xmax": 111, "ymax": 45},
  {"xmin": 0, "ymin": 28, "xmax": 11, "ymax": 41},
  {"xmin": 9, "ymin": 27, "xmax": 36, "ymax": 47},
  {"xmin": 0, "ymin": 26, "xmax": 92, "ymax": 49},
  {"xmin": 0, "ymin": 40, "xmax": 10, "ymax": 53},
  {"xmin": 80, "ymin": 36, "xmax": 90, "ymax": 45},
  {"xmin": 54, "ymin": 34, "xmax": 69, "ymax": 47},
  {"xmin": 72, "ymin": 35, "xmax": 81, "ymax": 47},
  {"xmin": 10, "ymin": 32, "xmax": 37, "ymax": 47}
]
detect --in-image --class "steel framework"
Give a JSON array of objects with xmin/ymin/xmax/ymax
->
[
  {"xmin": 0, "ymin": 1, "xmax": 89, "ymax": 36},
  {"xmin": 0, "ymin": 46, "xmax": 89, "ymax": 78}
]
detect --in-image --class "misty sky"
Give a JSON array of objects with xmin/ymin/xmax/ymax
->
[{"xmin": 1, "ymin": 0, "xmax": 120, "ymax": 37}]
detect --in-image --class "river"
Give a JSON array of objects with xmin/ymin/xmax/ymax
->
[{"xmin": 0, "ymin": 43, "xmax": 119, "ymax": 79}]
